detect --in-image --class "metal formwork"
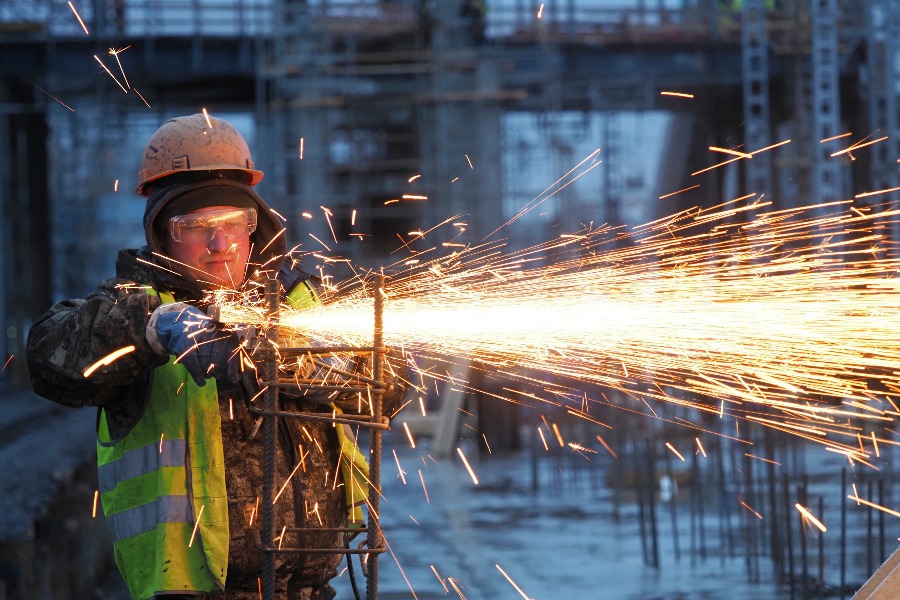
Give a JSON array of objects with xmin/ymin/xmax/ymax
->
[{"xmin": 253, "ymin": 275, "xmax": 388, "ymax": 600}]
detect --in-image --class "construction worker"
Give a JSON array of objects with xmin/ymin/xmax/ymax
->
[{"xmin": 26, "ymin": 114, "xmax": 408, "ymax": 600}]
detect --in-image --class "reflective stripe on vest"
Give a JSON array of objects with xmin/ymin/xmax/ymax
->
[
  {"xmin": 105, "ymin": 494, "xmax": 192, "ymax": 542},
  {"xmin": 97, "ymin": 288, "xmax": 228, "ymax": 600}
]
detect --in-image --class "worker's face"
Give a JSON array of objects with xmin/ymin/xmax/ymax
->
[{"xmin": 163, "ymin": 205, "xmax": 254, "ymax": 289}]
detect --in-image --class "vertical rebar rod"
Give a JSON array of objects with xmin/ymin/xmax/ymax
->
[
  {"xmin": 840, "ymin": 468, "xmax": 847, "ymax": 600},
  {"xmin": 366, "ymin": 274, "xmax": 385, "ymax": 600},
  {"xmin": 262, "ymin": 278, "xmax": 280, "ymax": 600}
]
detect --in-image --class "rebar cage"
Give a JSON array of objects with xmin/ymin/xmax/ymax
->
[{"xmin": 252, "ymin": 274, "xmax": 387, "ymax": 600}]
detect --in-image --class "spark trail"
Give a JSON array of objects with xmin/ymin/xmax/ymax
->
[{"xmin": 218, "ymin": 198, "xmax": 900, "ymax": 453}]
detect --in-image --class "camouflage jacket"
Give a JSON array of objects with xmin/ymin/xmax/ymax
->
[{"xmin": 26, "ymin": 248, "xmax": 408, "ymax": 595}]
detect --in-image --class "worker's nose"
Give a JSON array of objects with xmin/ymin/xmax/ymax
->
[{"xmin": 208, "ymin": 228, "xmax": 231, "ymax": 253}]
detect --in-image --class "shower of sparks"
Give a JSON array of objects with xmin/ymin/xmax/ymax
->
[
  {"xmin": 93, "ymin": 55, "xmax": 128, "ymax": 93},
  {"xmin": 68, "ymin": 1, "xmax": 89, "ymax": 34},
  {"xmin": 496, "ymin": 565, "xmax": 534, "ymax": 600},
  {"xmin": 457, "ymin": 448, "xmax": 479, "ymax": 484},
  {"xmin": 83, "ymin": 346, "xmax": 136, "ymax": 377},
  {"xmin": 215, "ymin": 198, "xmax": 900, "ymax": 457},
  {"xmin": 795, "ymin": 503, "xmax": 827, "ymax": 532}
]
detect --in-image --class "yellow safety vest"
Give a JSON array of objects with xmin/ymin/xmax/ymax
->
[{"xmin": 97, "ymin": 289, "xmax": 228, "ymax": 600}]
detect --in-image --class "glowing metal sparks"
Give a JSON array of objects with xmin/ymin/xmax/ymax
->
[
  {"xmin": 202, "ymin": 108, "xmax": 213, "ymax": 128},
  {"xmin": 496, "ymin": 564, "xmax": 534, "ymax": 600},
  {"xmin": 795, "ymin": 503, "xmax": 827, "ymax": 532},
  {"xmin": 660, "ymin": 91, "xmax": 695, "ymax": 99},
  {"xmin": 93, "ymin": 55, "xmax": 128, "ymax": 93},
  {"xmin": 188, "ymin": 504, "xmax": 205, "ymax": 547},
  {"xmin": 218, "ymin": 200, "xmax": 900, "ymax": 455},
  {"xmin": 68, "ymin": 1, "xmax": 89, "ymax": 35},
  {"xmin": 456, "ymin": 448, "xmax": 479, "ymax": 485},
  {"xmin": 83, "ymin": 346, "xmax": 136, "ymax": 377}
]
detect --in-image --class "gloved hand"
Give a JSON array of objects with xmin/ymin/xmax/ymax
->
[{"xmin": 146, "ymin": 302, "xmax": 241, "ymax": 386}]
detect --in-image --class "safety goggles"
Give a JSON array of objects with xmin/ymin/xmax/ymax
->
[{"xmin": 167, "ymin": 208, "xmax": 258, "ymax": 244}]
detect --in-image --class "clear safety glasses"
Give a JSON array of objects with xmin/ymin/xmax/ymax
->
[{"xmin": 167, "ymin": 208, "xmax": 258, "ymax": 245}]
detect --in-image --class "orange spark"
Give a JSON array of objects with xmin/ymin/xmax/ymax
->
[
  {"xmin": 659, "ymin": 185, "xmax": 700, "ymax": 200},
  {"xmin": 745, "ymin": 453, "xmax": 781, "ymax": 466},
  {"xmin": 202, "ymin": 108, "xmax": 213, "ymax": 128},
  {"xmin": 108, "ymin": 46, "xmax": 131, "ymax": 88},
  {"xmin": 665, "ymin": 442, "xmax": 685, "ymax": 462},
  {"xmin": 855, "ymin": 186, "xmax": 900, "ymax": 199},
  {"xmin": 820, "ymin": 132, "xmax": 853, "ymax": 143},
  {"xmin": 740, "ymin": 500, "xmax": 764, "ymax": 519},
  {"xmin": 595, "ymin": 434, "xmax": 618, "ymax": 458},
  {"xmin": 537, "ymin": 427, "xmax": 549, "ymax": 451},
  {"xmin": 496, "ymin": 564, "xmax": 533, "ymax": 599},
  {"xmin": 403, "ymin": 195, "xmax": 428, "ymax": 201},
  {"xmin": 402, "ymin": 422, "xmax": 416, "ymax": 448},
  {"xmin": 795, "ymin": 503, "xmax": 827, "ymax": 532},
  {"xmin": 19, "ymin": 77, "xmax": 75, "ymax": 112},
  {"xmin": 392, "ymin": 449, "xmax": 407, "ymax": 484},
  {"xmin": 465, "ymin": 154, "xmax": 474, "ymax": 169},
  {"xmin": 431, "ymin": 565, "xmax": 449, "ymax": 593},
  {"xmin": 133, "ymin": 87, "xmax": 152, "ymax": 108},
  {"xmin": 351, "ymin": 209, "xmax": 357, "ymax": 227},
  {"xmin": 188, "ymin": 504, "xmax": 205, "ymax": 547},
  {"xmin": 695, "ymin": 437, "xmax": 706, "ymax": 457},
  {"xmin": 408, "ymin": 174, "xmax": 422, "ymax": 183},
  {"xmin": 83, "ymin": 346, "xmax": 136, "ymax": 377},
  {"xmin": 92, "ymin": 490, "xmax": 99, "ymax": 518},
  {"xmin": 660, "ymin": 91, "xmax": 694, "ymax": 99},
  {"xmin": 457, "ymin": 448, "xmax": 479, "ymax": 484},
  {"xmin": 709, "ymin": 146, "xmax": 754, "ymax": 159},
  {"xmin": 2, "ymin": 355, "xmax": 12, "ymax": 373},
  {"xmin": 68, "ymin": 1, "xmax": 89, "ymax": 34},
  {"xmin": 831, "ymin": 136, "xmax": 888, "ymax": 157},
  {"xmin": 848, "ymin": 497, "xmax": 900, "ymax": 520},
  {"xmin": 418, "ymin": 469, "xmax": 430, "ymax": 503},
  {"xmin": 384, "ymin": 199, "xmax": 400, "ymax": 205},
  {"xmin": 93, "ymin": 55, "xmax": 128, "ymax": 93},
  {"xmin": 299, "ymin": 137, "xmax": 304, "ymax": 159},
  {"xmin": 537, "ymin": 4, "xmax": 545, "ymax": 18}
]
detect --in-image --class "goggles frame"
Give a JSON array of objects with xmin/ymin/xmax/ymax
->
[{"xmin": 167, "ymin": 207, "xmax": 258, "ymax": 244}]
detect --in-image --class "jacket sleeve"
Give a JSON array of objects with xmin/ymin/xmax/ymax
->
[{"xmin": 26, "ymin": 278, "xmax": 168, "ymax": 408}]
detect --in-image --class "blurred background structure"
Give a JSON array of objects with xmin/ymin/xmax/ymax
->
[{"xmin": 0, "ymin": 1, "xmax": 898, "ymax": 598}]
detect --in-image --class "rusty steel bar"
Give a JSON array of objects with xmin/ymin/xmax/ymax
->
[
  {"xmin": 261, "ymin": 277, "xmax": 281, "ymax": 600},
  {"xmin": 367, "ymin": 274, "xmax": 385, "ymax": 600},
  {"xmin": 249, "ymin": 407, "xmax": 390, "ymax": 430}
]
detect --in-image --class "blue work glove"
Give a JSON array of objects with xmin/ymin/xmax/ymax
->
[{"xmin": 146, "ymin": 302, "xmax": 242, "ymax": 386}]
